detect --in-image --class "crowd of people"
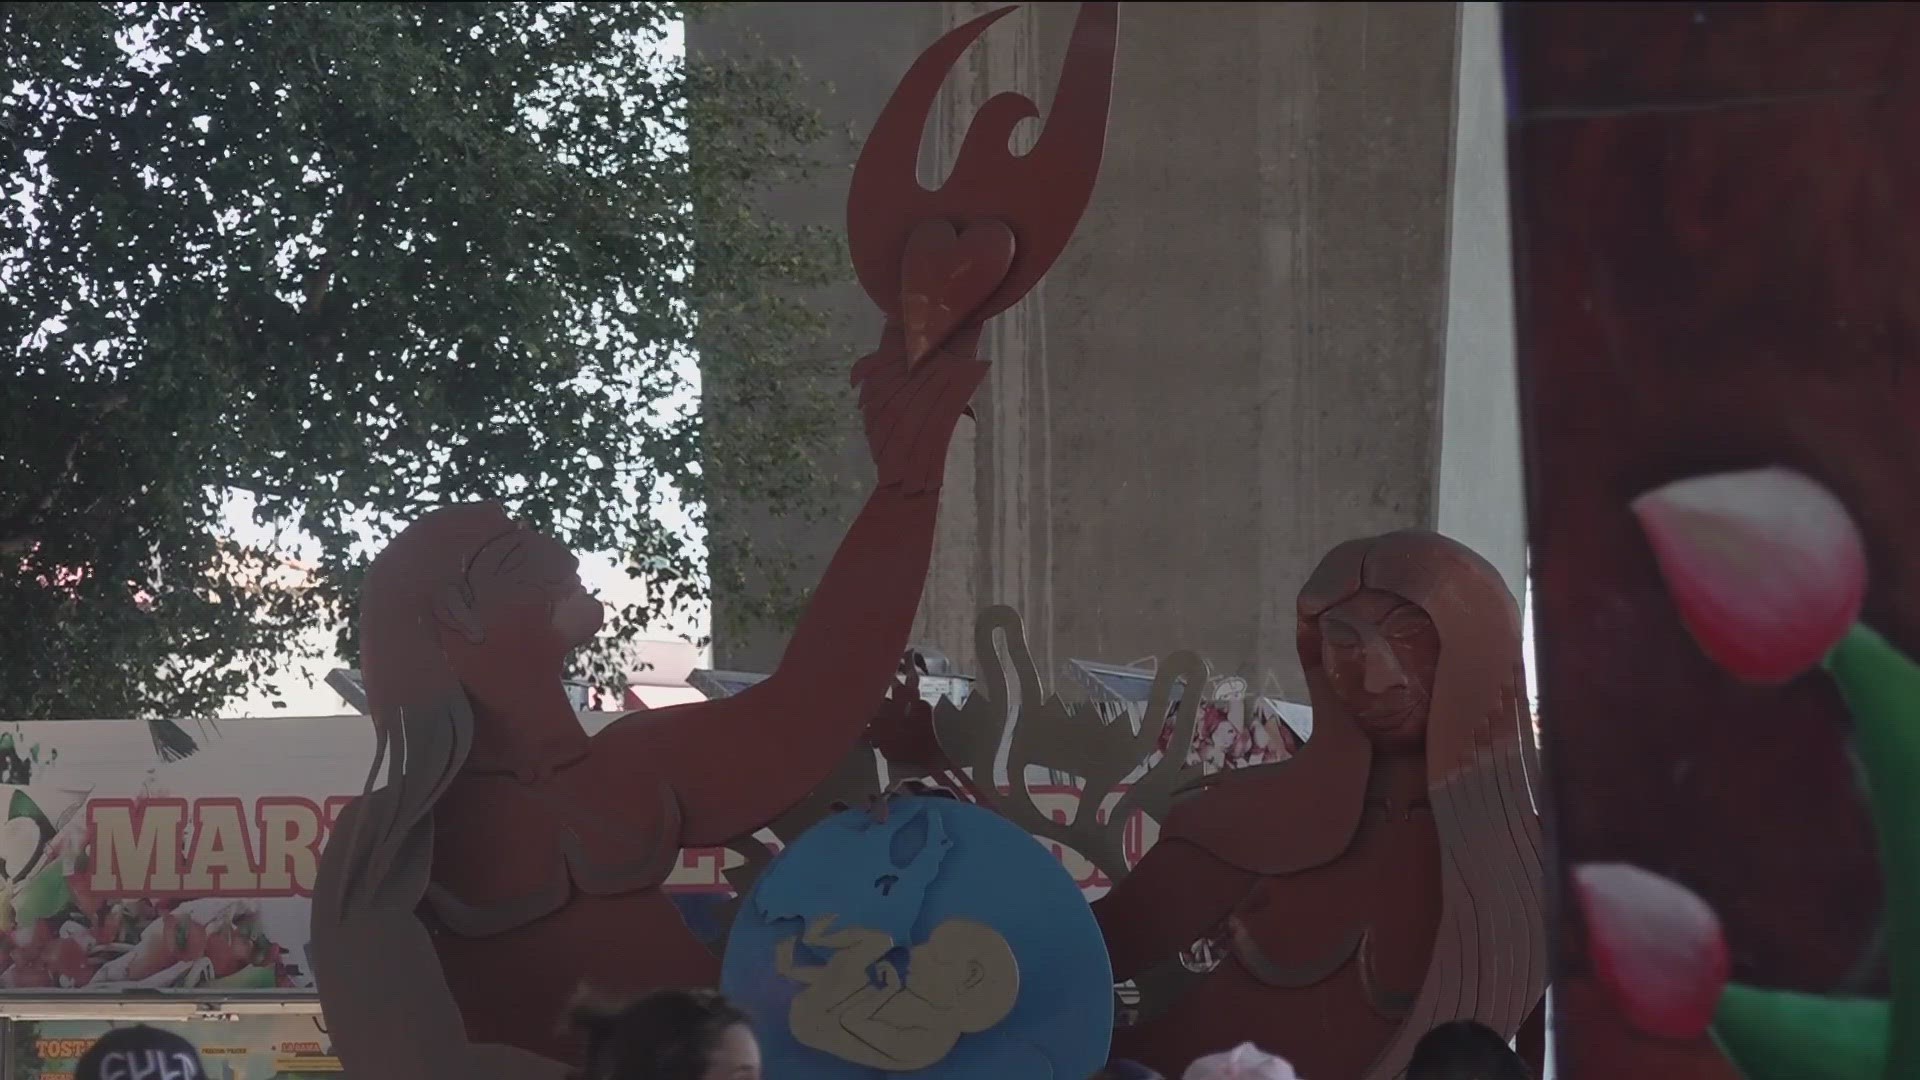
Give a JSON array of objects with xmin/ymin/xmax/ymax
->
[{"xmin": 58, "ymin": 990, "xmax": 1531, "ymax": 1080}]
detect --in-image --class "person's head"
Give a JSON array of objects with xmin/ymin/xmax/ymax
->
[
  {"xmin": 904, "ymin": 918, "xmax": 1019, "ymax": 1032},
  {"xmin": 570, "ymin": 988, "xmax": 759, "ymax": 1080},
  {"xmin": 74, "ymin": 1025, "xmax": 206, "ymax": 1080},
  {"xmin": 1405, "ymin": 1020, "xmax": 1529, "ymax": 1080}
]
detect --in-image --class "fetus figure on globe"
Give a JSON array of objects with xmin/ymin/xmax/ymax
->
[
  {"xmin": 756, "ymin": 804, "xmax": 1020, "ymax": 1070},
  {"xmin": 777, "ymin": 914, "xmax": 1019, "ymax": 1070}
]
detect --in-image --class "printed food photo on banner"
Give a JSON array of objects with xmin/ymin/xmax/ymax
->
[{"xmin": 0, "ymin": 719, "xmax": 353, "ymax": 994}]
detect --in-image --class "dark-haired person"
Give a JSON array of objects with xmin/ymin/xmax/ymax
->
[
  {"xmin": 75, "ymin": 1026, "xmax": 206, "ymax": 1080},
  {"xmin": 570, "ymin": 988, "xmax": 761, "ymax": 1080},
  {"xmin": 1406, "ymin": 1020, "xmax": 1530, "ymax": 1080}
]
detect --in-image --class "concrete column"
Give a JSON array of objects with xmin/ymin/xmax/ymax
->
[
  {"xmin": 695, "ymin": 3, "xmax": 1524, "ymax": 696},
  {"xmin": 689, "ymin": 4, "xmax": 943, "ymax": 670}
]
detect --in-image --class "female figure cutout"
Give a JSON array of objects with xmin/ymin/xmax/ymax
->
[{"xmin": 1094, "ymin": 531, "xmax": 1547, "ymax": 1079}]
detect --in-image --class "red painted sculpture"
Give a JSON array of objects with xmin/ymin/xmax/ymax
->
[
  {"xmin": 309, "ymin": 5, "xmax": 1117, "ymax": 1076},
  {"xmin": 1094, "ymin": 531, "xmax": 1547, "ymax": 1079}
]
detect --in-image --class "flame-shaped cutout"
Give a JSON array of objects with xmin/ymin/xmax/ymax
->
[{"xmin": 848, "ymin": 2, "xmax": 1119, "ymax": 324}]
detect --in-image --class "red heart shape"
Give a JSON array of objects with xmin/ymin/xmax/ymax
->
[{"xmin": 899, "ymin": 218, "xmax": 1015, "ymax": 364}]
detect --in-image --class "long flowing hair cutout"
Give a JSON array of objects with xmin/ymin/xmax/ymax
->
[{"xmin": 324, "ymin": 504, "xmax": 508, "ymax": 920}]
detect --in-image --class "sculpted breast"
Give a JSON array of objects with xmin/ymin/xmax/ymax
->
[
  {"xmin": 423, "ymin": 775, "xmax": 684, "ymax": 937},
  {"xmin": 1228, "ymin": 808, "xmax": 1441, "ymax": 1011}
]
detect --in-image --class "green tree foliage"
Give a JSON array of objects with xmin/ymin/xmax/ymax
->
[{"xmin": 0, "ymin": 2, "xmax": 843, "ymax": 719}]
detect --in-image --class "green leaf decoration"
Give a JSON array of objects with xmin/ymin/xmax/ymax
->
[
  {"xmin": 5, "ymin": 791, "xmax": 49, "ymax": 834},
  {"xmin": 209, "ymin": 964, "xmax": 277, "ymax": 990},
  {"xmin": 12, "ymin": 865, "xmax": 72, "ymax": 925}
]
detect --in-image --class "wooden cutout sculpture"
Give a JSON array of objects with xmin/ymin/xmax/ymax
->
[
  {"xmin": 777, "ymin": 915, "xmax": 1021, "ymax": 1071},
  {"xmin": 716, "ymin": 649, "xmax": 985, "ymax": 946},
  {"xmin": 709, "ymin": 734, "xmax": 889, "ymax": 949},
  {"xmin": 309, "ymin": 4, "xmax": 1118, "ymax": 1075},
  {"xmin": 1090, "ymin": 531, "xmax": 1548, "ymax": 1079},
  {"xmin": 923, "ymin": 605, "xmax": 1210, "ymax": 888}
]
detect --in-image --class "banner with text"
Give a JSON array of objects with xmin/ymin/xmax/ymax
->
[
  {"xmin": 0, "ymin": 717, "xmax": 1157, "ymax": 995},
  {"xmin": 13, "ymin": 1016, "xmax": 341, "ymax": 1079}
]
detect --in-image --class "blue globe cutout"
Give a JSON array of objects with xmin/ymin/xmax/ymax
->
[{"xmin": 721, "ymin": 795, "xmax": 1114, "ymax": 1080}]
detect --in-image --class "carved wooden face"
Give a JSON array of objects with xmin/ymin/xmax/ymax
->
[
  {"xmin": 439, "ymin": 527, "xmax": 604, "ymax": 668},
  {"xmin": 1316, "ymin": 588, "xmax": 1440, "ymax": 751}
]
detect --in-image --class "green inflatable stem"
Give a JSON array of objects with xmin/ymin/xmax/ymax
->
[
  {"xmin": 1823, "ymin": 624, "xmax": 1920, "ymax": 1080},
  {"xmin": 1712, "ymin": 983, "xmax": 1886, "ymax": 1080}
]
